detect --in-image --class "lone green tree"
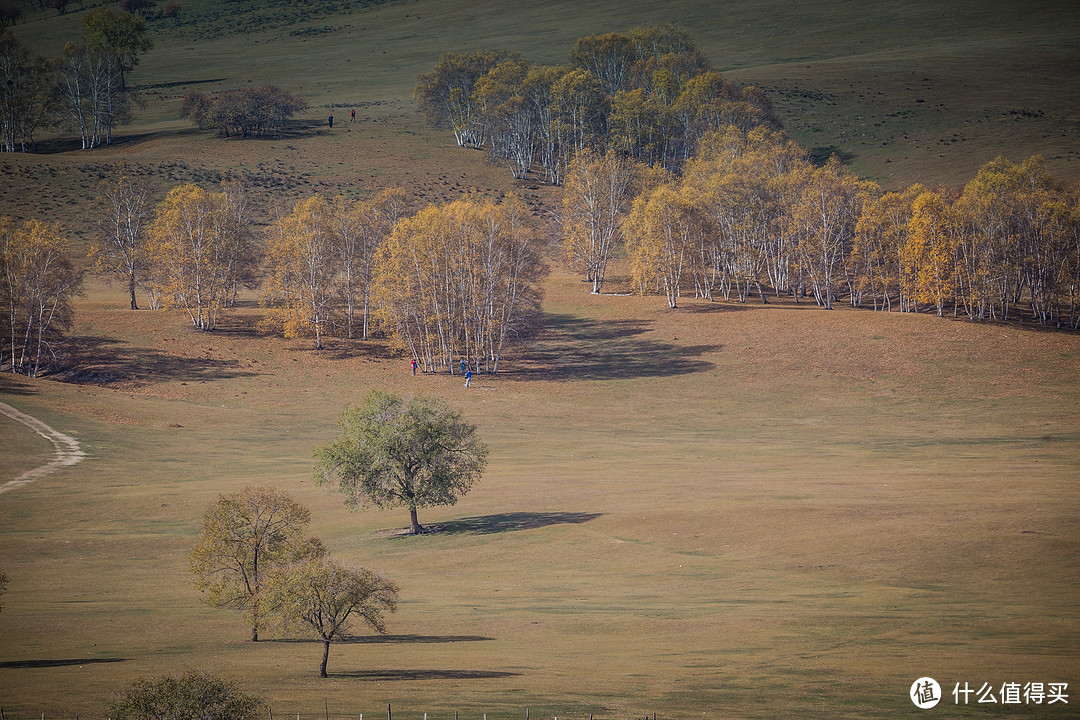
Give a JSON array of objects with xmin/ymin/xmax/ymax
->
[
  {"xmin": 109, "ymin": 672, "xmax": 262, "ymax": 720},
  {"xmin": 314, "ymin": 390, "xmax": 488, "ymax": 534},
  {"xmin": 266, "ymin": 557, "xmax": 398, "ymax": 678},
  {"xmin": 189, "ymin": 486, "xmax": 324, "ymax": 642}
]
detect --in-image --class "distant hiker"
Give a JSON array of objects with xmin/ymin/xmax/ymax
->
[
  {"xmin": 328, "ymin": 114, "xmax": 334, "ymax": 128},
  {"xmin": 464, "ymin": 368, "xmax": 472, "ymax": 388},
  {"xmin": 459, "ymin": 358, "xmax": 466, "ymax": 375},
  {"xmin": 351, "ymin": 108, "xmax": 356, "ymax": 121},
  {"xmin": 412, "ymin": 358, "xmax": 417, "ymax": 375}
]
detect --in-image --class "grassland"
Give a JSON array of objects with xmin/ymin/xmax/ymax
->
[{"xmin": 2, "ymin": 1, "xmax": 1080, "ymax": 719}]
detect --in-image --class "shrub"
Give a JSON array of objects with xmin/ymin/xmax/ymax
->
[
  {"xmin": 109, "ymin": 671, "xmax": 263, "ymax": 720},
  {"xmin": 181, "ymin": 85, "xmax": 307, "ymax": 137}
]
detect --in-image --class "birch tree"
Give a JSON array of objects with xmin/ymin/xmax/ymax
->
[
  {"xmin": 262, "ymin": 194, "xmax": 338, "ymax": 348},
  {"xmin": 89, "ymin": 169, "xmax": 151, "ymax": 310},
  {"xmin": 0, "ymin": 31, "xmax": 54, "ymax": 153},
  {"xmin": 568, "ymin": 31, "xmax": 636, "ymax": 97},
  {"xmin": 53, "ymin": 41, "xmax": 128, "ymax": 149},
  {"xmin": 145, "ymin": 183, "xmax": 257, "ymax": 330},
  {"xmin": 1, "ymin": 217, "xmax": 82, "ymax": 377},
  {"xmin": 374, "ymin": 196, "xmax": 543, "ymax": 373},
  {"xmin": 906, "ymin": 190, "xmax": 959, "ymax": 317},
  {"xmin": 414, "ymin": 49, "xmax": 514, "ymax": 148},
  {"xmin": 852, "ymin": 184, "xmax": 925, "ymax": 312},
  {"xmin": 561, "ymin": 149, "xmax": 642, "ymax": 293},
  {"xmin": 624, "ymin": 181, "xmax": 704, "ymax": 307},
  {"xmin": 354, "ymin": 187, "xmax": 409, "ymax": 340},
  {"xmin": 474, "ymin": 56, "xmax": 534, "ymax": 179},
  {"xmin": 682, "ymin": 126, "xmax": 805, "ymax": 302},
  {"xmin": 789, "ymin": 156, "xmax": 863, "ymax": 309}
]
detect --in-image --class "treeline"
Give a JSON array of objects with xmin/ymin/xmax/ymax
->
[
  {"xmin": 0, "ymin": 8, "xmax": 152, "ymax": 151},
  {"xmin": 567, "ymin": 125, "xmax": 1080, "ymax": 327},
  {"xmin": 415, "ymin": 24, "xmax": 778, "ymax": 183},
  {"xmin": 261, "ymin": 190, "xmax": 545, "ymax": 372},
  {"xmin": 90, "ymin": 172, "xmax": 546, "ymax": 374}
]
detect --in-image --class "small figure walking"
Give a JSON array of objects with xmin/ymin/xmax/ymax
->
[
  {"xmin": 412, "ymin": 358, "xmax": 417, "ymax": 376},
  {"xmin": 351, "ymin": 108, "xmax": 356, "ymax": 121},
  {"xmin": 328, "ymin": 113, "xmax": 334, "ymax": 128},
  {"xmin": 459, "ymin": 358, "xmax": 466, "ymax": 375},
  {"xmin": 464, "ymin": 368, "xmax": 472, "ymax": 388}
]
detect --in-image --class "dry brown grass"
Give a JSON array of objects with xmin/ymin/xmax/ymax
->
[
  {"xmin": 2, "ymin": 1, "xmax": 1079, "ymax": 717},
  {"xmin": 1, "ymin": 266, "xmax": 1078, "ymax": 719}
]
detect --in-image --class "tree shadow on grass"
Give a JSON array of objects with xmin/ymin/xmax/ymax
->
[
  {"xmin": 270, "ymin": 635, "xmax": 493, "ymax": 645},
  {"xmin": 0, "ymin": 374, "xmax": 37, "ymax": 395},
  {"xmin": 514, "ymin": 314, "xmax": 717, "ymax": 381},
  {"xmin": 344, "ymin": 634, "xmax": 493, "ymax": 644},
  {"xmin": 334, "ymin": 669, "xmax": 520, "ymax": 681},
  {"xmin": 431, "ymin": 511, "xmax": 603, "ymax": 535},
  {"xmin": 0, "ymin": 658, "xmax": 126, "ymax": 669},
  {"xmin": 29, "ymin": 128, "xmax": 206, "ymax": 155},
  {"xmin": 137, "ymin": 77, "xmax": 228, "ymax": 91},
  {"xmin": 680, "ymin": 301, "xmax": 762, "ymax": 313},
  {"xmin": 55, "ymin": 335, "xmax": 260, "ymax": 387}
]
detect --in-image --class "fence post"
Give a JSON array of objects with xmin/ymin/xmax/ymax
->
[
  {"xmin": 325, "ymin": 698, "xmax": 329, "ymax": 720},
  {"xmin": 388, "ymin": 703, "xmax": 392, "ymax": 720}
]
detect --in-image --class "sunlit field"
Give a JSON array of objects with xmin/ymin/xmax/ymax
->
[{"xmin": 2, "ymin": 1, "xmax": 1079, "ymax": 719}]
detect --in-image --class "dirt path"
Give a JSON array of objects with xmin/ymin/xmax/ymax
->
[{"xmin": 0, "ymin": 400, "xmax": 86, "ymax": 495}]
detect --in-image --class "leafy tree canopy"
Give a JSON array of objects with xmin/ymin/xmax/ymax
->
[
  {"xmin": 314, "ymin": 390, "xmax": 488, "ymax": 534},
  {"xmin": 109, "ymin": 672, "xmax": 262, "ymax": 720},
  {"xmin": 266, "ymin": 557, "xmax": 398, "ymax": 677},
  {"xmin": 82, "ymin": 8, "xmax": 152, "ymax": 88},
  {"xmin": 190, "ymin": 486, "xmax": 324, "ymax": 641}
]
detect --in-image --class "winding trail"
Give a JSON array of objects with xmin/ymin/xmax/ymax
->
[{"xmin": 0, "ymin": 400, "xmax": 86, "ymax": 495}]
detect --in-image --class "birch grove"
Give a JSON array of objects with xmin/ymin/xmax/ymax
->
[
  {"xmin": 619, "ymin": 126, "xmax": 1080, "ymax": 327},
  {"xmin": 261, "ymin": 189, "xmax": 407, "ymax": 348},
  {"xmin": 372, "ymin": 195, "xmax": 545, "ymax": 373},
  {"xmin": 415, "ymin": 26, "xmax": 778, "ymax": 183},
  {"xmin": 145, "ymin": 183, "xmax": 259, "ymax": 331}
]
